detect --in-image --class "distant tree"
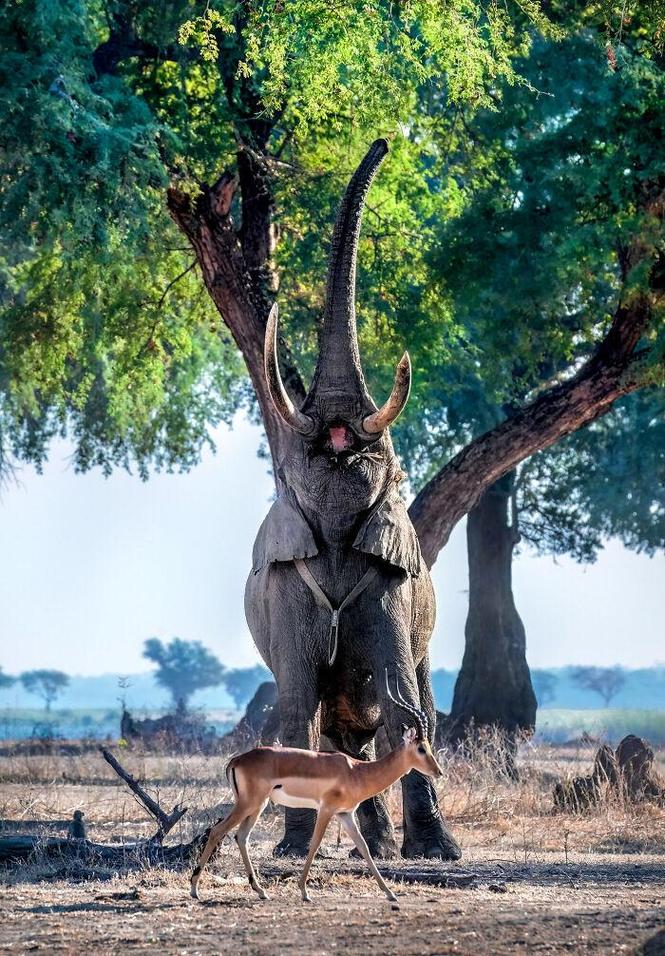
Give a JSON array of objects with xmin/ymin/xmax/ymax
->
[
  {"xmin": 571, "ymin": 667, "xmax": 626, "ymax": 707},
  {"xmin": 142, "ymin": 638, "xmax": 225, "ymax": 712},
  {"xmin": 20, "ymin": 670, "xmax": 69, "ymax": 711},
  {"xmin": 222, "ymin": 665, "xmax": 272, "ymax": 710},
  {"xmin": 532, "ymin": 671, "xmax": 558, "ymax": 707},
  {"xmin": 0, "ymin": 668, "xmax": 15, "ymax": 691}
]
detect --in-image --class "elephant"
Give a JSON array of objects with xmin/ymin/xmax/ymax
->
[{"xmin": 244, "ymin": 139, "xmax": 461, "ymax": 861}]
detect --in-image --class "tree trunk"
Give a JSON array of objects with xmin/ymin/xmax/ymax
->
[
  {"xmin": 448, "ymin": 473, "xmax": 537, "ymax": 740},
  {"xmin": 167, "ymin": 174, "xmax": 300, "ymax": 480}
]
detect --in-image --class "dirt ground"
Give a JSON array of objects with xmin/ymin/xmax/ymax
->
[{"xmin": 1, "ymin": 744, "xmax": 664, "ymax": 955}]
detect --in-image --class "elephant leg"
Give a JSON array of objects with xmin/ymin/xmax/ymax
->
[
  {"xmin": 354, "ymin": 738, "xmax": 398, "ymax": 859},
  {"xmin": 380, "ymin": 655, "xmax": 462, "ymax": 861},
  {"xmin": 272, "ymin": 674, "xmax": 321, "ymax": 858}
]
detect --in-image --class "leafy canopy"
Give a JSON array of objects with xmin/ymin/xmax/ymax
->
[
  {"xmin": 20, "ymin": 669, "xmax": 70, "ymax": 710},
  {"xmin": 376, "ymin": 19, "xmax": 665, "ymax": 559},
  {"xmin": 1, "ymin": 0, "xmax": 662, "ymax": 566},
  {"xmin": 222, "ymin": 664, "xmax": 272, "ymax": 709},
  {"xmin": 143, "ymin": 637, "xmax": 225, "ymax": 710},
  {"xmin": 0, "ymin": 0, "xmax": 554, "ymax": 477}
]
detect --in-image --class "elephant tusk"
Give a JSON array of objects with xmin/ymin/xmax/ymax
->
[
  {"xmin": 362, "ymin": 353, "xmax": 412, "ymax": 435},
  {"xmin": 264, "ymin": 304, "xmax": 316, "ymax": 436}
]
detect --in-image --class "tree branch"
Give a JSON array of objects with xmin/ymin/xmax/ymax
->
[
  {"xmin": 410, "ymin": 292, "xmax": 660, "ymax": 567},
  {"xmin": 100, "ymin": 747, "xmax": 187, "ymax": 841},
  {"xmin": 167, "ymin": 175, "xmax": 304, "ymax": 479},
  {"xmin": 91, "ymin": 8, "xmax": 186, "ymax": 77},
  {"xmin": 409, "ymin": 184, "xmax": 665, "ymax": 567}
]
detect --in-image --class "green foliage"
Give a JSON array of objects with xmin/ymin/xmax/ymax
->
[
  {"xmin": 382, "ymin": 22, "xmax": 665, "ymax": 559},
  {"xmin": 20, "ymin": 669, "xmax": 70, "ymax": 711},
  {"xmin": 570, "ymin": 666, "xmax": 627, "ymax": 706},
  {"xmin": 222, "ymin": 664, "xmax": 272, "ymax": 709},
  {"xmin": 178, "ymin": 0, "xmax": 556, "ymax": 135},
  {"xmin": 0, "ymin": 0, "xmax": 552, "ymax": 477},
  {"xmin": 142, "ymin": 637, "xmax": 225, "ymax": 710},
  {"xmin": 1, "ymin": 0, "xmax": 662, "ymax": 572},
  {"xmin": 0, "ymin": 668, "xmax": 15, "ymax": 691},
  {"xmin": 532, "ymin": 671, "xmax": 558, "ymax": 706},
  {"xmin": 397, "ymin": 26, "xmax": 664, "ymax": 467},
  {"xmin": 518, "ymin": 392, "xmax": 665, "ymax": 561},
  {"xmin": 0, "ymin": 0, "xmax": 241, "ymax": 477}
]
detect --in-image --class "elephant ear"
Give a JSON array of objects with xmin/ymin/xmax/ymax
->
[
  {"xmin": 251, "ymin": 493, "xmax": 318, "ymax": 572},
  {"xmin": 353, "ymin": 490, "xmax": 422, "ymax": 576}
]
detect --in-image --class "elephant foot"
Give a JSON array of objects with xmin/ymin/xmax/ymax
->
[
  {"xmin": 402, "ymin": 826, "xmax": 462, "ymax": 861},
  {"xmin": 272, "ymin": 837, "xmax": 310, "ymax": 858},
  {"xmin": 350, "ymin": 833, "xmax": 399, "ymax": 860}
]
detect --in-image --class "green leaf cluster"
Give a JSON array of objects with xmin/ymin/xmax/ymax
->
[{"xmin": 0, "ymin": 0, "xmax": 552, "ymax": 477}]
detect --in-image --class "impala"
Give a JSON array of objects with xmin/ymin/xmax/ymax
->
[{"xmin": 190, "ymin": 671, "xmax": 443, "ymax": 903}]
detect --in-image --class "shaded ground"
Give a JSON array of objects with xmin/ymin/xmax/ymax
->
[
  {"xmin": 2, "ymin": 850, "xmax": 664, "ymax": 955},
  {"xmin": 1, "ymin": 744, "xmax": 663, "ymax": 954}
]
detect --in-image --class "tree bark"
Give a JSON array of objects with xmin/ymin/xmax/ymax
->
[
  {"xmin": 167, "ymin": 171, "xmax": 302, "ymax": 479},
  {"xmin": 448, "ymin": 473, "xmax": 537, "ymax": 739}
]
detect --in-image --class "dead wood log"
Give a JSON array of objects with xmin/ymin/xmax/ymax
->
[
  {"xmin": 553, "ymin": 735, "xmax": 664, "ymax": 811},
  {"xmin": 0, "ymin": 834, "xmax": 200, "ymax": 866},
  {"xmin": 99, "ymin": 747, "xmax": 187, "ymax": 839},
  {"xmin": 616, "ymin": 734, "xmax": 665, "ymax": 804},
  {"xmin": 0, "ymin": 747, "xmax": 196, "ymax": 868}
]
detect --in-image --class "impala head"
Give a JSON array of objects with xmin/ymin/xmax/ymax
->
[
  {"xmin": 401, "ymin": 726, "xmax": 443, "ymax": 778},
  {"xmin": 265, "ymin": 139, "xmax": 411, "ymax": 517},
  {"xmin": 385, "ymin": 670, "xmax": 443, "ymax": 778}
]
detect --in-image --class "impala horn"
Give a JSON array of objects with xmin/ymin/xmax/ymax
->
[
  {"xmin": 362, "ymin": 352, "xmax": 412, "ymax": 435},
  {"xmin": 385, "ymin": 668, "xmax": 429, "ymax": 741},
  {"xmin": 264, "ymin": 304, "xmax": 316, "ymax": 436}
]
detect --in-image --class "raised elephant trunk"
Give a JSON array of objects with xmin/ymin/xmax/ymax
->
[{"xmin": 265, "ymin": 139, "xmax": 411, "ymax": 441}]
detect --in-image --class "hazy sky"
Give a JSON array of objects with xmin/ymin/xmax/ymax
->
[{"xmin": 1, "ymin": 415, "xmax": 663, "ymax": 677}]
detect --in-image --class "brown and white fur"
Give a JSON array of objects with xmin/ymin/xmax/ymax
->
[{"xmin": 190, "ymin": 725, "xmax": 442, "ymax": 903}]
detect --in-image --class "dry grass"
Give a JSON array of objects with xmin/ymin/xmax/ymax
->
[{"xmin": 1, "ymin": 740, "xmax": 664, "ymax": 955}]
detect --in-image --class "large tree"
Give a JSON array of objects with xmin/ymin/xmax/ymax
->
[
  {"xmin": 143, "ymin": 637, "xmax": 225, "ymax": 711},
  {"xmin": 1, "ymin": 3, "xmax": 663, "ymax": 739},
  {"xmin": 20, "ymin": 669, "xmax": 69, "ymax": 711},
  {"xmin": 2, "ymin": 2, "xmax": 661, "ymax": 506},
  {"xmin": 393, "ymin": 21, "xmax": 665, "ymax": 737}
]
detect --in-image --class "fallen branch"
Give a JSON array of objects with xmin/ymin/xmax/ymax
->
[
  {"xmin": 100, "ymin": 747, "xmax": 187, "ymax": 840},
  {"xmin": 0, "ymin": 834, "xmax": 199, "ymax": 866}
]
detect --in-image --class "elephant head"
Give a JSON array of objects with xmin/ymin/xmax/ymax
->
[{"xmin": 265, "ymin": 139, "xmax": 411, "ymax": 518}]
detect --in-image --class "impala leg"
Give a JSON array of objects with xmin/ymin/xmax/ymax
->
[
  {"xmin": 337, "ymin": 811, "xmax": 398, "ymax": 903},
  {"xmin": 298, "ymin": 809, "xmax": 333, "ymax": 903},
  {"xmin": 190, "ymin": 805, "xmax": 247, "ymax": 900},
  {"xmin": 235, "ymin": 803, "xmax": 269, "ymax": 900}
]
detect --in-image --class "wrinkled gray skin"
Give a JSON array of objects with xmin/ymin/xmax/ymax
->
[{"xmin": 245, "ymin": 140, "xmax": 461, "ymax": 861}]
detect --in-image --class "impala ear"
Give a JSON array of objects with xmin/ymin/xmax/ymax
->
[{"xmin": 402, "ymin": 726, "xmax": 417, "ymax": 743}]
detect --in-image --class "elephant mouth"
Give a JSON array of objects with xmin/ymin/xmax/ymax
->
[{"xmin": 308, "ymin": 427, "xmax": 384, "ymax": 471}]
